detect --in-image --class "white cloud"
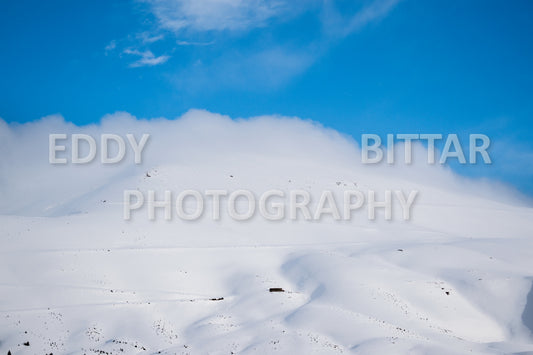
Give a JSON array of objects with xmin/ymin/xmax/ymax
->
[
  {"xmin": 322, "ymin": 0, "xmax": 401, "ymax": 38},
  {"xmin": 144, "ymin": 0, "xmax": 400, "ymax": 37},
  {"xmin": 144, "ymin": 0, "xmax": 294, "ymax": 33},
  {"xmin": 137, "ymin": 31, "xmax": 165, "ymax": 44},
  {"xmin": 0, "ymin": 110, "xmax": 527, "ymax": 217},
  {"xmin": 104, "ymin": 40, "xmax": 117, "ymax": 54},
  {"xmin": 109, "ymin": 0, "xmax": 399, "ymax": 81},
  {"xmin": 123, "ymin": 48, "xmax": 170, "ymax": 67},
  {"xmin": 177, "ymin": 40, "xmax": 215, "ymax": 46},
  {"xmin": 139, "ymin": 0, "xmax": 400, "ymax": 88}
]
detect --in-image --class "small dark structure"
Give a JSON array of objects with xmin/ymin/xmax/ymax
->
[{"xmin": 269, "ymin": 288, "xmax": 285, "ymax": 292}]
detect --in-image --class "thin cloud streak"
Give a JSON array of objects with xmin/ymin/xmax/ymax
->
[
  {"xmin": 123, "ymin": 49, "xmax": 170, "ymax": 67},
  {"xmin": 143, "ymin": 0, "xmax": 293, "ymax": 32},
  {"xmin": 112, "ymin": 0, "xmax": 400, "ymax": 87}
]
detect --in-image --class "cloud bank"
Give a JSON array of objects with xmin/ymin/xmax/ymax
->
[{"xmin": 0, "ymin": 110, "xmax": 526, "ymax": 217}]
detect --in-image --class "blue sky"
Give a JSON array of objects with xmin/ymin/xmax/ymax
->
[{"xmin": 1, "ymin": 0, "xmax": 532, "ymax": 196}]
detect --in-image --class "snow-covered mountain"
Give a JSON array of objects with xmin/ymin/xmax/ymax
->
[{"xmin": 1, "ymin": 110, "xmax": 532, "ymax": 354}]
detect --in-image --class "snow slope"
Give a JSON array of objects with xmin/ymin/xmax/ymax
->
[{"xmin": 1, "ymin": 110, "xmax": 533, "ymax": 354}]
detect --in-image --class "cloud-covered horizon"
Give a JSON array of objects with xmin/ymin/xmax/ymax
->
[{"xmin": 0, "ymin": 109, "xmax": 528, "ymax": 217}]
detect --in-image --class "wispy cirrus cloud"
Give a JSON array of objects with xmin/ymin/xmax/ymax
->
[
  {"xmin": 144, "ymin": 0, "xmax": 400, "ymax": 37},
  {"xmin": 143, "ymin": 0, "xmax": 297, "ymax": 32},
  {"xmin": 136, "ymin": 31, "xmax": 165, "ymax": 44},
  {"xmin": 123, "ymin": 49, "xmax": 170, "ymax": 67},
  {"xmin": 176, "ymin": 40, "xmax": 215, "ymax": 46},
  {"xmin": 109, "ymin": 0, "xmax": 400, "ymax": 86},
  {"xmin": 104, "ymin": 40, "xmax": 117, "ymax": 55},
  {"xmin": 321, "ymin": 0, "xmax": 401, "ymax": 38}
]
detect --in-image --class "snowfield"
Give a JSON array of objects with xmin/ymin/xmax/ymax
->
[{"xmin": 1, "ymin": 110, "xmax": 532, "ymax": 354}]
